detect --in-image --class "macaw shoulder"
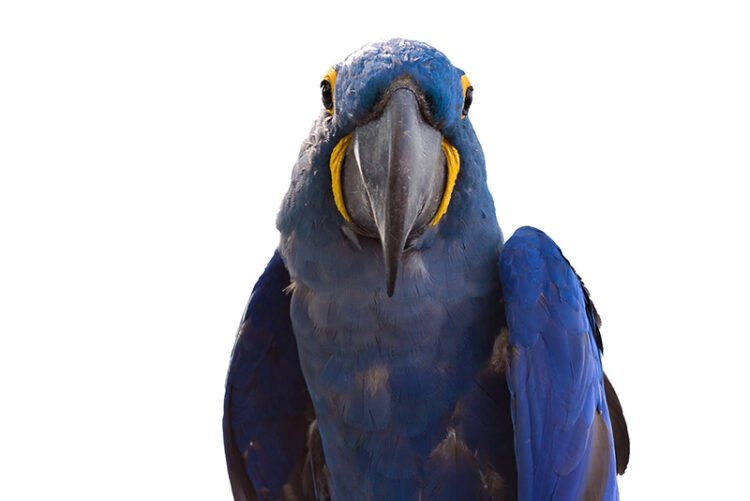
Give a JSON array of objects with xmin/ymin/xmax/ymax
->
[{"xmin": 499, "ymin": 225, "xmax": 597, "ymax": 346}]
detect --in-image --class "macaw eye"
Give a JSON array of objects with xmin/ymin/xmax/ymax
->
[
  {"xmin": 321, "ymin": 80, "xmax": 333, "ymax": 110},
  {"xmin": 461, "ymin": 74, "xmax": 473, "ymax": 118},
  {"xmin": 463, "ymin": 86, "xmax": 473, "ymax": 116},
  {"xmin": 321, "ymin": 68, "xmax": 336, "ymax": 114}
]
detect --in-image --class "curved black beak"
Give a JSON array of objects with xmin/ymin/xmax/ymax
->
[{"xmin": 342, "ymin": 88, "xmax": 446, "ymax": 296}]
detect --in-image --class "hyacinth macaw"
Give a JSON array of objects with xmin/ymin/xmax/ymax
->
[{"xmin": 223, "ymin": 39, "xmax": 629, "ymax": 501}]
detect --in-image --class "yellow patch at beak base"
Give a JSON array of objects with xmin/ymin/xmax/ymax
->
[
  {"xmin": 431, "ymin": 139, "xmax": 460, "ymax": 226},
  {"xmin": 330, "ymin": 134, "xmax": 352, "ymax": 221},
  {"xmin": 329, "ymin": 135, "xmax": 460, "ymax": 227}
]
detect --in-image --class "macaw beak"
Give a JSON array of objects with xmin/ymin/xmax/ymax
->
[{"xmin": 342, "ymin": 87, "xmax": 446, "ymax": 296}]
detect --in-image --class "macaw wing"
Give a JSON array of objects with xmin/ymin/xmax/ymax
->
[
  {"xmin": 500, "ymin": 227, "xmax": 629, "ymax": 500},
  {"xmin": 223, "ymin": 251, "xmax": 319, "ymax": 501}
]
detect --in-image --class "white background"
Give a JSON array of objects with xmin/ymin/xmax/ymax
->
[{"xmin": 1, "ymin": 1, "xmax": 748, "ymax": 499}]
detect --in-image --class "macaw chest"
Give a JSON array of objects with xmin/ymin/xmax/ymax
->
[{"xmin": 287, "ymin": 281, "xmax": 516, "ymax": 499}]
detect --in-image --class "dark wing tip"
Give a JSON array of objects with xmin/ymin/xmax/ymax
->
[
  {"xmin": 223, "ymin": 389, "xmax": 258, "ymax": 501},
  {"xmin": 582, "ymin": 413, "xmax": 612, "ymax": 501},
  {"xmin": 604, "ymin": 372, "xmax": 630, "ymax": 475}
]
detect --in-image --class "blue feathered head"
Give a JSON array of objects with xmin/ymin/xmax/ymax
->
[
  {"xmin": 328, "ymin": 39, "xmax": 471, "ymax": 133},
  {"xmin": 279, "ymin": 39, "xmax": 497, "ymax": 295}
]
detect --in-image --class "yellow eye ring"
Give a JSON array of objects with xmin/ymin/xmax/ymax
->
[{"xmin": 321, "ymin": 68, "xmax": 336, "ymax": 115}]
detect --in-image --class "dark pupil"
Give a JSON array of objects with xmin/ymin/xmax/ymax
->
[
  {"xmin": 463, "ymin": 86, "xmax": 474, "ymax": 115},
  {"xmin": 321, "ymin": 80, "xmax": 333, "ymax": 109}
]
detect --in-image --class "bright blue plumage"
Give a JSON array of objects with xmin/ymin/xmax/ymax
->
[
  {"xmin": 224, "ymin": 39, "xmax": 628, "ymax": 500},
  {"xmin": 501, "ymin": 227, "xmax": 619, "ymax": 500}
]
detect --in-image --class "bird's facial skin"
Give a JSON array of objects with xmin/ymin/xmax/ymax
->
[{"xmin": 322, "ymin": 45, "xmax": 473, "ymax": 295}]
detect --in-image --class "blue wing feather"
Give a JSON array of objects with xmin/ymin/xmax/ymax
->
[
  {"xmin": 500, "ymin": 227, "xmax": 619, "ymax": 500},
  {"xmin": 223, "ymin": 251, "xmax": 313, "ymax": 500}
]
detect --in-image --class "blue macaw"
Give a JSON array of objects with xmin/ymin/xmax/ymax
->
[{"xmin": 223, "ymin": 39, "xmax": 629, "ymax": 501}]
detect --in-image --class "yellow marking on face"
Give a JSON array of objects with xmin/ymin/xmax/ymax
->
[
  {"xmin": 461, "ymin": 74, "xmax": 472, "ymax": 119},
  {"xmin": 431, "ymin": 139, "xmax": 460, "ymax": 226},
  {"xmin": 323, "ymin": 67, "xmax": 337, "ymax": 115},
  {"xmin": 330, "ymin": 134, "xmax": 352, "ymax": 221}
]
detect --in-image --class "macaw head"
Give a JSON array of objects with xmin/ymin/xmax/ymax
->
[{"xmin": 279, "ymin": 39, "xmax": 494, "ymax": 296}]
